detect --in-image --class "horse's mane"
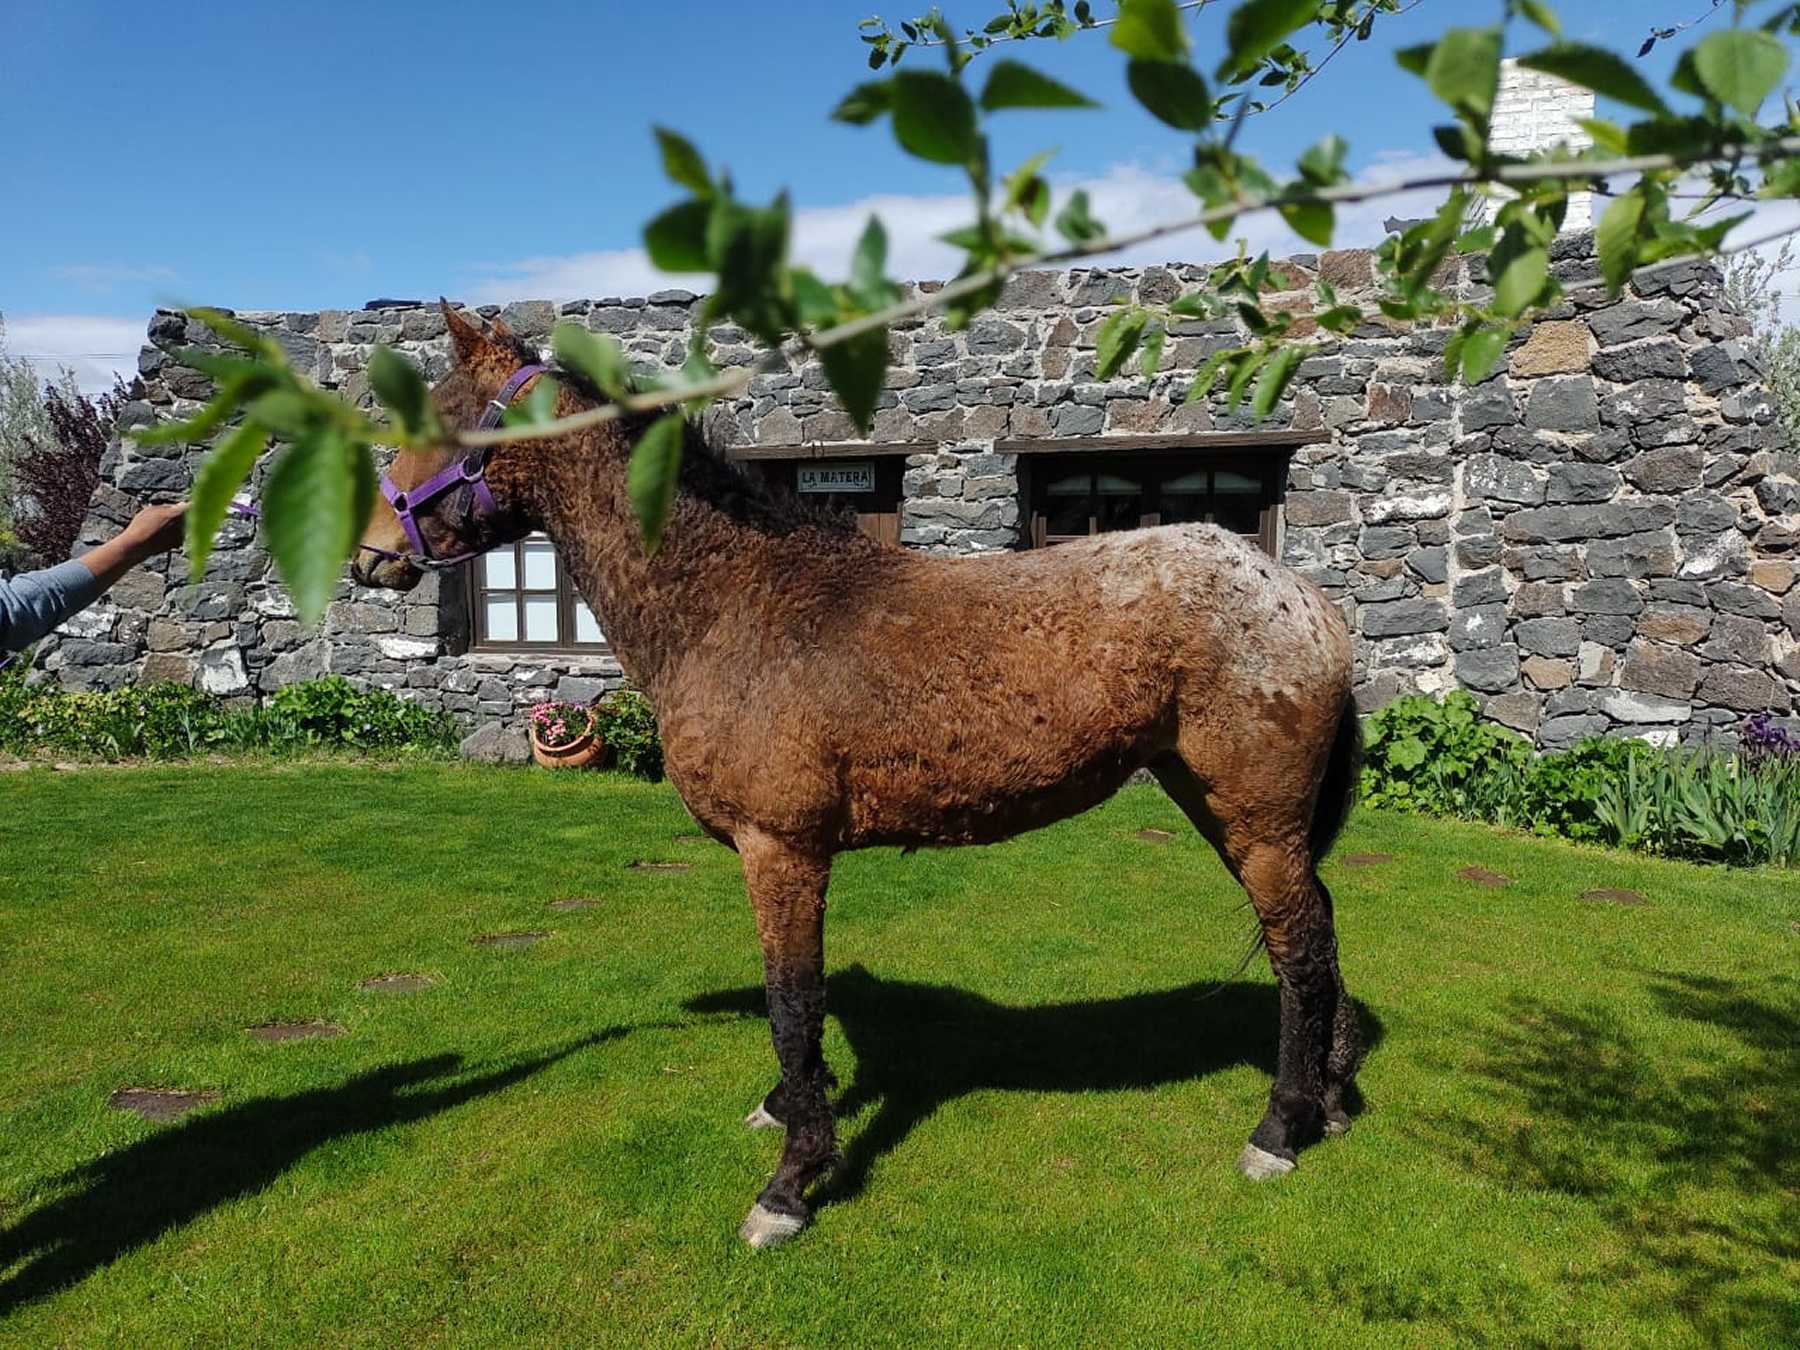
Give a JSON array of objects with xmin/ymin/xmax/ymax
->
[{"xmin": 491, "ymin": 327, "xmax": 866, "ymax": 542}]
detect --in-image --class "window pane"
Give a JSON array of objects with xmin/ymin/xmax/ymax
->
[
  {"xmin": 1043, "ymin": 473, "xmax": 1091, "ymax": 495},
  {"xmin": 1042, "ymin": 471, "xmax": 1091, "ymax": 536},
  {"xmin": 521, "ymin": 536, "xmax": 558, "ymax": 590},
  {"xmin": 1160, "ymin": 490, "xmax": 1209, "ymax": 525},
  {"xmin": 1096, "ymin": 474, "xmax": 1143, "ymax": 531},
  {"xmin": 573, "ymin": 600, "xmax": 606, "ymax": 645},
  {"xmin": 523, "ymin": 595, "xmax": 559, "ymax": 642},
  {"xmin": 484, "ymin": 597, "xmax": 518, "ymax": 642},
  {"xmin": 1214, "ymin": 492, "xmax": 1264, "ymax": 536},
  {"xmin": 1214, "ymin": 471, "xmax": 1261, "ymax": 494},
  {"xmin": 1162, "ymin": 470, "xmax": 1210, "ymax": 492},
  {"xmin": 483, "ymin": 548, "xmax": 517, "ymax": 590}
]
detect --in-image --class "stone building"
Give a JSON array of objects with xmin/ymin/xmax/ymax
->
[{"xmin": 32, "ymin": 227, "xmax": 1800, "ymax": 753}]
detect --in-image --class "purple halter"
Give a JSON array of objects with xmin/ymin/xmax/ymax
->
[{"xmin": 375, "ymin": 362, "xmax": 545, "ymax": 570}]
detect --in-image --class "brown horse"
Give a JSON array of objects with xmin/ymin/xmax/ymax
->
[{"xmin": 353, "ymin": 303, "xmax": 1364, "ymax": 1248}]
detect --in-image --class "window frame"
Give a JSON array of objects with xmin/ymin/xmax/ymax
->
[
  {"xmin": 468, "ymin": 536, "xmax": 612, "ymax": 654},
  {"xmin": 1023, "ymin": 451, "xmax": 1287, "ymax": 554}
]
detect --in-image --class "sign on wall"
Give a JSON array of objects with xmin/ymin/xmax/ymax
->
[{"xmin": 796, "ymin": 460, "xmax": 876, "ymax": 493}]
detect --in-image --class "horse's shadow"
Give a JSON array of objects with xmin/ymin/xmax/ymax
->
[
  {"xmin": 0, "ymin": 1030, "xmax": 622, "ymax": 1316},
  {"xmin": 686, "ymin": 965, "xmax": 1384, "ymax": 1205}
]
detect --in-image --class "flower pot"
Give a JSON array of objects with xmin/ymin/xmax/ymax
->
[{"xmin": 529, "ymin": 712, "xmax": 604, "ymax": 769}]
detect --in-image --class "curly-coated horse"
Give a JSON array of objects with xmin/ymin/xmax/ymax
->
[{"xmin": 352, "ymin": 302, "xmax": 1363, "ymax": 1248}]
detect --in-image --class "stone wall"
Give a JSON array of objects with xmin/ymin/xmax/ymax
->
[{"xmin": 33, "ymin": 230, "xmax": 1800, "ymax": 750}]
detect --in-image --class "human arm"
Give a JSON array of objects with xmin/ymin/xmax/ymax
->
[{"xmin": 0, "ymin": 503, "xmax": 187, "ymax": 654}]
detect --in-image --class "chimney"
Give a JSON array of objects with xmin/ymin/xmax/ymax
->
[{"xmin": 1484, "ymin": 57, "xmax": 1597, "ymax": 230}]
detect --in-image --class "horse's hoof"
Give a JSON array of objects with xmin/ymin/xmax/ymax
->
[
  {"xmin": 1322, "ymin": 1113, "xmax": 1351, "ymax": 1139},
  {"xmin": 739, "ymin": 1203, "xmax": 806, "ymax": 1249},
  {"xmin": 1237, "ymin": 1143, "xmax": 1297, "ymax": 1180},
  {"xmin": 744, "ymin": 1103, "xmax": 783, "ymax": 1130}
]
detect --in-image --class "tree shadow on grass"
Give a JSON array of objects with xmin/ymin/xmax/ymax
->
[
  {"xmin": 686, "ymin": 964, "xmax": 1385, "ymax": 1207},
  {"xmin": 1417, "ymin": 972, "xmax": 1800, "ymax": 1344},
  {"xmin": 0, "ymin": 1029, "xmax": 623, "ymax": 1316}
]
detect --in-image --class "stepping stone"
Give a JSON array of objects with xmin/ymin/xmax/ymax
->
[
  {"xmin": 472, "ymin": 930, "xmax": 550, "ymax": 948},
  {"xmin": 247, "ymin": 1021, "xmax": 345, "ymax": 1042},
  {"xmin": 1337, "ymin": 852, "xmax": 1395, "ymax": 868},
  {"xmin": 1457, "ymin": 866, "xmax": 1512, "ymax": 890},
  {"xmin": 358, "ymin": 973, "xmax": 435, "ymax": 993},
  {"xmin": 109, "ymin": 1087, "xmax": 217, "ymax": 1122},
  {"xmin": 1580, "ymin": 887, "xmax": 1647, "ymax": 907},
  {"xmin": 1136, "ymin": 828, "xmax": 1176, "ymax": 843},
  {"xmin": 629, "ymin": 861, "xmax": 692, "ymax": 873},
  {"xmin": 547, "ymin": 897, "xmax": 603, "ymax": 912}
]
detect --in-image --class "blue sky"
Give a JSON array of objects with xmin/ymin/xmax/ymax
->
[{"xmin": 0, "ymin": 0, "xmax": 1741, "ymax": 386}]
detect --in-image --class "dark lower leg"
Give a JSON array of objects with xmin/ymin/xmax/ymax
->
[
  {"xmin": 754, "ymin": 971, "xmax": 839, "ymax": 1218},
  {"xmin": 1241, "ymin": 859, "xmax": 1338, "ymax": 1166}
]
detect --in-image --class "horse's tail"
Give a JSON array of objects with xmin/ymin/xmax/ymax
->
[{"xmin": 1308, "ymin": 689, "xmax": 1362, "ymax": 865}]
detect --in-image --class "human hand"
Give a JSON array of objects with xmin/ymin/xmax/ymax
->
[{"xmin": 119, "ymin": 502, "xmax": 188, "ymax": 558}]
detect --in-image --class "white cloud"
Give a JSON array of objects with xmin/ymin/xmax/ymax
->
[
  {"xmin": 49, "ymin": 263, "xmax": 177, "ymax": 294},
  {"xmin": 461, "ymin": 153, "xmax": 1463, "ymax": 304},
  {"xmin": 0, "ymin": 313, "xmax": 144, "ymax": 393}
]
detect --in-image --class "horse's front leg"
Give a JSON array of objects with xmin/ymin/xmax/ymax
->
[{"xmin": 735, "ymin": 829, "xmax": 837, "ymax": 1249}]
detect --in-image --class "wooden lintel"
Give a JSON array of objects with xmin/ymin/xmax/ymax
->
[
  {"xmin": 727, "ymin": 442, "xmax": 932, "ymax": 461},
  {"xmin": 993, "ymin": 431, "xmax": 1330, "ymax": 456}
]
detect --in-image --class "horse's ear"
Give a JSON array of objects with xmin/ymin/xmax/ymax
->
[
  {"xmin": 489, "ymin": 313, "xmax": 515, "ymax": 341},
  {"xmin": 441, "ymin": 299, "xmax": 484, "ymax": 363}
]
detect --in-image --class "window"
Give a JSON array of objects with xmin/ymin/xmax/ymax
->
[
  {"xmin": 470, "ymin": 533, "xmax": 608, "ymax": 651},
  {"xmin": 1028, "ymin": 454, "xmax": 1283, "ymax": 554}
]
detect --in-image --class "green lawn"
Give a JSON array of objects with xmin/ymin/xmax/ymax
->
[{"xmin": 0, "ymin": 764, "xmax": 1795, "ymax": 1347}]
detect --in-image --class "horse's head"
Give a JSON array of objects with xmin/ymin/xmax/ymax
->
[{"xmin": 351, "ymin": 301, "xmax": 545, "ymax": 591}]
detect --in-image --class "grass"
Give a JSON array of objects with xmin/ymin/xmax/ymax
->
[{"xmin": 0, "ymin": 763, "xmax": 1795, "ymax": 1347}]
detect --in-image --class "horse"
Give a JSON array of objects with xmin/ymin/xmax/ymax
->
[{"xmin": 351, "ymin": 301, "xmax": 1364, "ymax": 1249}]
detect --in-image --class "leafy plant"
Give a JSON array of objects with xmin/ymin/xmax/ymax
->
[{"xmin": 594, "ymin": 689, "xmax": 663, "ymax": 782}]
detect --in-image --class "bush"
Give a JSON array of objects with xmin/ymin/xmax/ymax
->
[
  {"xmin": 1361, "ymin": 693, "xmax": 1800, "ymax": 868},
  {"xmin": 594, "ymin": 689, "xmax": 662, "ymax": 781},
  {"xmin": 0, "ymin": 673, "xmax": 458, "ymax": 760}
]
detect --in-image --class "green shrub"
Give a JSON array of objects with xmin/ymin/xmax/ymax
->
[
  {"xmin": 0, "ymin": 675, "xmax": 458, "ymax": 760},
  {"xmin": 595, "ymin": 689, "xmax": 662, "ymax": 781},
  {"xmin": 1361, "ymin": 692, "xmax": 1799, "ymax": 868}
]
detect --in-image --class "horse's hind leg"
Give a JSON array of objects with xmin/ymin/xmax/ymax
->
[
  {"xmin": 735, "ymin": 829, "xmax": 838, "ymax": 1249},
  {"xmin": 1151, "ymin": 755, "xmax": 1347, "ymax": 1179}
]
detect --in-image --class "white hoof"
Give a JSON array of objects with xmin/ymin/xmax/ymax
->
[
  {"xmin": 1238, "ymin": 1143, "xmax": 1297, "ymax": 1181},
  {"xmin": 744, "ymin": 1103, "xmax": 783, "ymax": 1130},
  {"xmin": 1322, "ymin": 1116, "xmax": 1350, "ymax": 1139},
  {"xmin": 739, "ymin": 1203, "xmax": 806, "ymax": 1249}
]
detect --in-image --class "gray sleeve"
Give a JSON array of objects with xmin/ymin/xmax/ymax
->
[{"xmin": 0, "ymin": 560, "xmax": 103, "ymax": 653}]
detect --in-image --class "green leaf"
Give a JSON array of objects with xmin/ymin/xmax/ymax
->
[
  {"xmin": 1422, "ymin": 27, "xmax": 1502, "ymax": 121},
  {"xmin": 1461, "ymin": 325, "xmax": 1508, "ymax": 382},
  {"xmin": 643, "ymin": 200, "xmax": 712, "ymax": 273},
  {"xmin": 1279, "ymin": 199, "xmax": 1334, "ymax": 246},
  {"xmin": 1003, "ymin": 148, "xmax": 1057, "ymax": 226},
  {"xmin": 131, "ymin": 386, "xmax": 245, "ymax": 446},
  {"xmin": 1186, "ymin": 347, "xmax": 1239, "ymax": 403},
  {"xmin": 1490, "ymin": 237, "xmax": 1549, "ymax": 315},
  {"xmin": 1225, "ymin": 349, "xmax": 1267, "ymax": 410},
  {"xmin": 1691, "ymin": 29, "xmax": 1789, "ymax": 118},
  {"xmin": 818, "ymin": 326, "xmax": 890, "ymax": 434},
  {"xmin": 832, "ymin": 80, "xmax": 892, "ymax": 125},
  {"xmin": 626, "ymin": 413, "xmax": 685, "ymax": 554},
  {"xmin": 1595, "ymin": 189, "xmax": 1645, "ymax": 294},
  {"xmin": 1390, "ymin": 735, "xmax": 1428, "ymax": 770},
  {"xmin": 1251, "ymin": 343, "xmax": 1303, "ymax": 416},
  {"xmin": 789, "ymin": 269, "xmax": 840, "ymax": 329},
  {"xmin": 186, "ymin": 419, "xmax": 267, "ymax": 582},
  {"xmin": 367, "ymin": 346, "xmax": 437, "ymax": 439},
  {"xmin": 1054, "ymin": 189, "xmax": 1106, "ymax": 244},
  {"xmin": 1139, "ymin": 325, "xmax": 1167, "ymax": 379},
  {"xmin": 653, "ymin": 127, "xmax": 711, "ymax": 195},
  {"xmin": 1394, "ymin": 43, "xmax": 1432, "ymax": 78},
  {"xmin": 1126, "ymin": 58, "xmax": 1214, "ymax": 130},
  {"xmin": 1095, "ymin": 308, "xmax": 1148, "ymax": 378},
  {"xmin": 980, "ymin": 59, "xmax": 1099, "ymax": 110},
  {"xmin": 1515, "ymin": 0, "xmax": 1560, "ymax": 35},
  {"xmin": 890, "ymin": 70, "xmax": 980, "ymax": 165},
  {"xmin": 1219, "ymin": 0, "xmax": 1316, "ymax": 80},
  {"xmin": 1517, "ymin": 43, "xmax": 1671, "ymax": 115},
  {"xmin": 553, "ymin": 322, "xmax": 631, "ymax": 400},
  {"xmin": 1296, "ymin": 133, "xmax": 1348, "ymax": 185},
  {"xmin": 263, "ymin": 426, "xmax": 372, "ymax": 625},
  {"xmin": 1110, "ymin": 0, "xmax": 1189, "ymax": 62},
  {"xmin": 851, "ymin": 216, "xmax": 887, "ymax": 301},
  {"xmin": 1575, "ymin": 116, "xmax": 1629, "ymax": 155},
  {"xmin": 247, "ymin": 390, "xmax": 317, "ymax": 438},
  {"xmin": 500, "ymin": 374, "xmax": 561, "ymax": 427}
]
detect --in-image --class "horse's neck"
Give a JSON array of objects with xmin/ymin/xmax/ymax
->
[{"xmin": 528, "ymin": 430, "xmax": 812, "ymax": 698}]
